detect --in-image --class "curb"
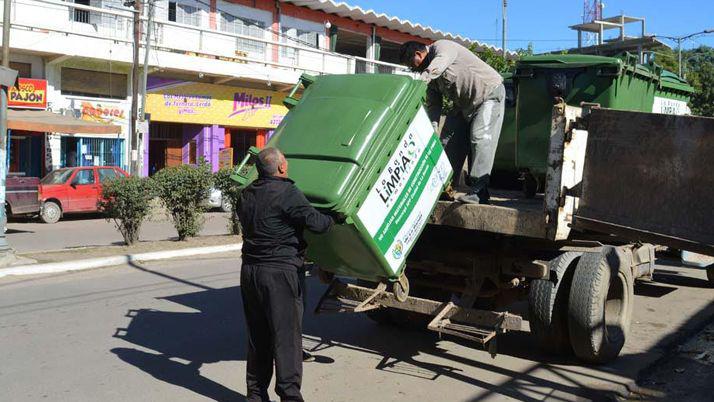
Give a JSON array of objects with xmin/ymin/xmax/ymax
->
[{"xmin": 0, "ymin": 243, "xmax": 243, "ymax": 279}]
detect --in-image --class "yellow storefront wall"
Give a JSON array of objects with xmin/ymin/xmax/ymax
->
[{"xmin": 146, "ymin": 82, "xmax": 288, "ymax": 129}]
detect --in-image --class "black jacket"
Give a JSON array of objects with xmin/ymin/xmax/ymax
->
[{"xmin": 238, "ymin": 176, "xmax": 334, "ymax": 269}]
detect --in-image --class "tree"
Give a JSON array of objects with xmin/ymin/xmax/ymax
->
[
  {"xmin": 214, "ymin": 167, "xmax": 242, "ymax": 235},
  {"xmin": 682, "ymin": 46, "xmax": 714, "ymax": 117},
  {"xmin": 98, "ymin": 176, "xmax": 155, "ymax": 245},
  {"xmin": 153, "ymin": 161, "xmax": 213, "ymax": 240},
  {"xmin": 470, "ymin": 43, "xmax": 534, "ymax": 73}
]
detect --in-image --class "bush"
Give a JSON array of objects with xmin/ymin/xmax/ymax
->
[
  {"xmin": 98, "ymin": 176, "xmax": 155, "ymax": 245},
  {"xmin": 214, "ymin": 167, "xmax": 242, "ymax": 235},
  {"xmin": 153, "ymin": 162, "xmax": 213, "ymax": 240}
]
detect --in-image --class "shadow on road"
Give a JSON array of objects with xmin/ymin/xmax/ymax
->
[
  {"xmin": 111, "ymin": 348, "xmax": 245, "ymax": 402},
  {"xmin": 112, "ymin": 262, "xmax": 714, "ymax": 401}
]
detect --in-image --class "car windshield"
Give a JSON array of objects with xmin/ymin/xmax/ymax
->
[{"xmin": 41, "ymin": 169, "xmax": 74, "ymax": 185}]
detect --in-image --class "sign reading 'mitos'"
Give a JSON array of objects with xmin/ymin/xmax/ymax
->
[{"xmin": 8, "ymin": 78, "xmax": 47, "ymax": 109}]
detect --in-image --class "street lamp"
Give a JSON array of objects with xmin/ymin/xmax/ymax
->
[{"xmin": 658, "ymin": 29, "xmax": 714, "ymax": 77}]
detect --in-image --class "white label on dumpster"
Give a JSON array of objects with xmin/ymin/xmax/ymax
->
[
  {"xmin": 356, "ymin": 106, "xmax": 452, "ymax": 274},
  {"xmin": 652, "ymin": 97, "xmax": 690, "ymax": 115}
]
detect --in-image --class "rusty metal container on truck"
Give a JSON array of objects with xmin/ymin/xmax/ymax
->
[{"xmin": 232, "ymin": 73, "xmax": 453, "ymax": 287}]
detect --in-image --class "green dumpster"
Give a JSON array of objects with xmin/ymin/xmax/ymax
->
[
  {"xmin": 653, "ymin": 70, "xmax": 695, "ymax": 115},
  {"xmin": 494, "ymin": 53, "xmax": 694, "ymax": 182},
  {"xmin": 233, "ymin": 73, "xmax": 453, "ymax": 282}
]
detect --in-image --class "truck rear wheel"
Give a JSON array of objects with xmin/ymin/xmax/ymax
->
[
  {"xmin": 568, "ymin": 247, "xmax": 634, "ymax": 364},
  {"xmin": 528, "ymin": 251, "xmax": 581, "ymax": 355}
]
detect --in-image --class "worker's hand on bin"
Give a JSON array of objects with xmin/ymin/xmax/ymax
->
[{"xmin": 330, "ymin": 211, "xmax": 347, "ymax": 224}]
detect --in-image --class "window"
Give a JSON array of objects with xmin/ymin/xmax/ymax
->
[
  {"xmin": 168, "ymin": 2, "xmax": 201, "ymax": 27},
  {"xmin": 61, "ymin": 68, "xmax": 128, "ymax": 99},
  {"xmin": 281, "ymin": 27, "xmax": 319, "ymax": 60},
  {"xmin": 168, "ymin": 2, "xmax": 177, "ymax": 22},
  {"xmin": 72, "ymin": 169, "xmax": 95, "ymax": 185},
  {"xmin": 41, "ymin": 169, "xmax": 73, "ymax": 185},
  {"xmin": 74, "ymin": 0, "xmax": 90, "ymax": 23},
  {"xmin": 98, "ymin": 168, "xmax": 118, "ymax": 183},
  {"xmin": 221, "ymin": 14, "xmax": 266, "ymax": 56},
  {"xmin": 188, "ymin": 140, "xmax": 197, "ymax": 164},
  {"xmin": 9, "ymin": 62, "xmax": 31, "ymax": 78}
]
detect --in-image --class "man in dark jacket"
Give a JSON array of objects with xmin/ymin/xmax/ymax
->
[
  {"xmin": 238, "ymin": 147, "xmax": 334, "ymax": 402},
  {"xmin": 400, "ymin": 40, "xmax": 505, "ymax": 204}
]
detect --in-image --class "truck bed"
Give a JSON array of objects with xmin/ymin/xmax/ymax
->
[{"xmin": 430, "ymin": 190, "xmax": 547, "ymax": 238}]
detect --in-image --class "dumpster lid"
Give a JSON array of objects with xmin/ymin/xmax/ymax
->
[
  {"xmin": 658, "ymin": 70, "xmax": 695, "ymax": 94},
  {"xmin": 517, "ymin": 54, "xmax": 622, "ymax": 69}
]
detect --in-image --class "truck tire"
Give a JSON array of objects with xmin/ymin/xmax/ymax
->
[
  {"xmin": 528, "ymin": 251, "xmax": 581, "ymax": 355},
  {"xmin": 706, "ymin": 264, "xmax": 714, "ymax": 287},
  {"xmin": 568, "ymin": 247, "xmax": 634, "ymax": 364},
  {"xmin": 40, "ymin": 201, "xmax": 62, "ymax": 224}
]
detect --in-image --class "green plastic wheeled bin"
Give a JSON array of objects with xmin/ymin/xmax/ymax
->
[
  {"xmin": 233, "ymin": 73, "xmax": 453, "ymax": 282},
  {"xmin": 493, "ymin": 53, "xmax": 694, "ymax": 183}
]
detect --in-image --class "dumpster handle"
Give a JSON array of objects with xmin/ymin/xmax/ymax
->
[
  {"xmin": 229, "ymin": 146, "xmax": 261, "ymax": 187},
  {"xmin": 283, "ymin": 73, "xmax": 317, "ymax": 109}
]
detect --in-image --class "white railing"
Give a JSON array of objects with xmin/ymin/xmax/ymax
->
[{"xmin": 7, "ymin": 0, "xmax": 410, "ymax": 76}]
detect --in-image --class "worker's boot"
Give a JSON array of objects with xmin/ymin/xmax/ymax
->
[{"xmin": 440, "ymin": 185, "xmax": 456, "ymax": 201}]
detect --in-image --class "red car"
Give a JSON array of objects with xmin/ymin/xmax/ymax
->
[{"xmin": 39, "ymin": 166, "xmax": 129, "ymax": 224}]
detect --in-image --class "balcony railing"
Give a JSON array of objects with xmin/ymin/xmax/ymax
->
[{"xmin": 7, "ymin": 0, "xmax": 410, "ymax": 77}]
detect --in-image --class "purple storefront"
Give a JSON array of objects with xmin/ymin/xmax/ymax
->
[{"xmin": 143, "ymin": 78, "xmax": 287, "ymax": 176}]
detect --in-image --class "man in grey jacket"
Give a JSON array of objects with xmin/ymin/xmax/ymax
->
[{"xmin": 400, "ymin": 40, "xmax": 505, "ymax": 204}]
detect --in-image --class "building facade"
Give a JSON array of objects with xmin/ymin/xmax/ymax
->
[{"xmin": 2, "ymin": 0, "xmax": 496, "ymax": 176}]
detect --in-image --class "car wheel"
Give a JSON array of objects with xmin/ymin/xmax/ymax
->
[{"xmin": 40, "ymin": 201, "xmax": 62, "ymax": 224}]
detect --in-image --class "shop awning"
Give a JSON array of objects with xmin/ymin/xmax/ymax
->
[{"xmin": 6, "ymin": 109, "xmax": 121, "ymax": 134}]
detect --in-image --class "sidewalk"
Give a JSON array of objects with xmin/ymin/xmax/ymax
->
[{"xmin": 0, "ymin": 234, "xmax": 243, "ymax": 278}]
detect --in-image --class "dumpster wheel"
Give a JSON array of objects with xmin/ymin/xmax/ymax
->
[{"xmin": 394, "ymin": 274, "xmax": 410, "ymax": 303}]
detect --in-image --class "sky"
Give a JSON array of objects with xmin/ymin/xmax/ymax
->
[{"xmin": 343, "ymin": 0, "xmax": 714, "ymax": 53}]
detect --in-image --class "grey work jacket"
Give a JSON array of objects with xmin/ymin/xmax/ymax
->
[{"xmin": 419, "ymin": 40, "xmax": 503, "ymax": 123}]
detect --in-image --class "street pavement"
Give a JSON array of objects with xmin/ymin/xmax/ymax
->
[
  {"xmin": 6, "ymin": 212, "xmax": 232, "ymax": 253},
  {"xmin": 0, "ymin": 256, "xmax": 712, "ymax": 401}
]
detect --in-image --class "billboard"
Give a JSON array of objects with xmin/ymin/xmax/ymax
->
[{"xmin": 145, "ymin": 79, "xmax": 288, "ymax": 129}]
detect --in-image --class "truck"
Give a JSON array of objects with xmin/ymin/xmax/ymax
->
[
  {"xmin": 233, "ymin": 74, "xmax": 713, "ymax": 364},
  {"xmin": 314, "ymin": 102, "xmax": 713, "ymax": 364}
]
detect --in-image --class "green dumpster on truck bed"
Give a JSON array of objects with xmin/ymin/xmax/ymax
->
[
  {"xmin": 493, "ymin": 53, "xmax": 695, "ymax": 179},
  {"xmin": 233, "ymin": 73, "xmax": 453, "ymax": 282}
]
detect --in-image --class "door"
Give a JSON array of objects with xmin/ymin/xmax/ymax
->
[
  {"xmin": 148, "ymin": 140, "xmax": 167, "ymax": 175},
  {"xmin": 573, "ymin": 108, "xmax": 714, "ymax": 256},
  {"xmin": 66, "ymin": 168, "xmax": 100, "ymax": 212}
]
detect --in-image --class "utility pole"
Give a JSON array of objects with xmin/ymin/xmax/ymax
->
[
  {"xmin": 127, "ymin": 0, "xmax": 143, "ymax": 176},
  {"xmin": 2, "ymin": 0, "xmax": 10, "ymax": 67},
  {"xmin": 659, "ymin": 29, "xmax": 714, "ymax": 77},
  {"xmin": 502, "ymin": 0, "xmax": 507, "ymax": 62},
  {"xmin": 140, "ymin": 0, "xmax": 153, "ymax": 120},
  {"xmin": 0, "ymin": 0, "xmax": 15, "ymax": 256}
]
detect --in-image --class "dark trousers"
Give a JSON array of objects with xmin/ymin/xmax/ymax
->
[{"xmin": 241, "ymin": 264, "xmax": 304, "ymax": 402}]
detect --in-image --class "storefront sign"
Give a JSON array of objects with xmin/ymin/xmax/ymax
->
[
  {"xmin": 146, "ymin": 81, "xmax": 288, "ymax": 129},
  {"xmin": 80, "ymin": 101, "xmax": 128, "ymax": 125},
  {"xmin": 8, "ymin": 78, "xmax": 47, "ymax": 109}
]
